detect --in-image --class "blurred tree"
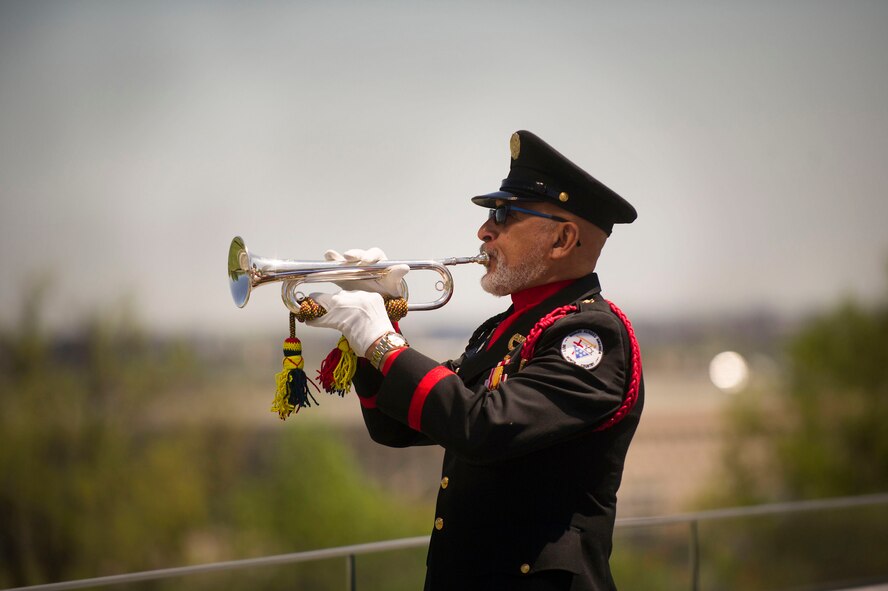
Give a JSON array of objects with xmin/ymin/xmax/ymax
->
[
  {"xmin": 779, "ymin": 299, "xmax": 888, "ymax": 497},
  {"xmin": 694, "ymin": 275, "xmax": 888, "ymax": 589},
  {"xmin": 0, "ymin": 291, "xmax": 207, "ymax": 586},
  {"xmin": 0, "ymin": 289, "xmax": 429, "ymax": 589},
  {"xmin": 705, "ymin": 281, "xmax": 888, "ymax": 505}
]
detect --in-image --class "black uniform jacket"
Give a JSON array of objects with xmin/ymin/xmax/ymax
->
[{"xmin": 352, "ymin": 273, "xmax": 644, "ymax": 591}]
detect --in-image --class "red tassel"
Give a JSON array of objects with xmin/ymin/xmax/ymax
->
[
  {"xmin": 318, "ymin": 346, "xmax": 343, "ymax": 393},
  {"xmin": 316, "ymin": 335, "xmax": 357, "ymax": 396}
]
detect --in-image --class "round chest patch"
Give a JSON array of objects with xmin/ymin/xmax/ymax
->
[{"xmin": 560, "ymin": 330, "xmax": 604, "ymax": 369}]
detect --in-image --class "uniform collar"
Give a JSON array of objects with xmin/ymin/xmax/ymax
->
[
  {"xmin": 459, "ymin": 273, "xmax": 603, "ymax": 382},
  {"xmin": 510, "ymin": 279, "xmax": 576, "ymax": 315},
  {"xmin": 484, "ymin": 278, "xmax": 578, "ymax": 352}
]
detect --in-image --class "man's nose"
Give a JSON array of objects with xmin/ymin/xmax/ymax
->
[{"xmin": 477, "ymin": 216, "xmax": 497, "ymax": 242}]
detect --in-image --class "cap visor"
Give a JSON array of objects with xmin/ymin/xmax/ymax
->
[{"xmin": 471, "ymin": 191, "xmax": 530, "ymax": 207}]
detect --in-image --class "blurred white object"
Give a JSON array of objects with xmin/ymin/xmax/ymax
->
[{"xmin": 709, "ymin": 351, "xmax": 750, "ymax": 393}]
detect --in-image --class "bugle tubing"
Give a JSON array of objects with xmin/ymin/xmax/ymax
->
[{"xmin": 228, "ymin": 236, "xmax": 489, "ymax": 314}]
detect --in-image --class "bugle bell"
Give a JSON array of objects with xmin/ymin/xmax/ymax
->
[{"xmin": 227, "ymin": 236, "xmax": 489, "ymax": 315}]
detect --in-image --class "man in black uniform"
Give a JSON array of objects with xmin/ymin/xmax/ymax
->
[{"xmin": 308, "ymin": 130, "xmax": 643, "ymax": 590}]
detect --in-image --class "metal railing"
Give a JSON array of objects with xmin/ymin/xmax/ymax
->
[
  {"xmin": 614, "ymin": 493, "xmax": 888, "ymax": 591},
  {"xmin": 5, "ymin": 493, "xmax": 888, "ymax": 591}
]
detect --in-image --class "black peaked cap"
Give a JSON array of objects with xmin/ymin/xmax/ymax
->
[{"xmin": 472, "ymin": 130, "xmax": 637, "ymax": 234}]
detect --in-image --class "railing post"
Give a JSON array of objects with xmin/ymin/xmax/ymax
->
[
  {"xmin": 689, "ymin": 519, "xmax": 700, "ymax": 591},
  {"xmin": 347, "ymin": 554, "xmax": 356, "ymax": 591}
]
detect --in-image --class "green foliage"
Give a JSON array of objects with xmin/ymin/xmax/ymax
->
[
  {"xmin": 779, "ymin": 300, "xmax": 888, "ymax": 497},
  {"xmin": 0, "ymin": 304, "xmax": 207, "ymax": 585},
  {"xmin": 227, "ymin": 425, "xmax": 427, "ymax": 555},
  {"xmin": 611, "ymin": 526, "xmax": 692, "ymax": 590},
  {"xmin": 694, "ymin": 282, "xmax": 888, "ymax": 588},
  {"xmin": 693, "ymin": 507, "xmax": 888, "ymax": 591},
  {"xmin": 705, "ymin": 294, "xmax": 888, "ymax": 506},
  {"xmin": 0, "ymin": 293, "xmax": 429, "ymax": 589}
]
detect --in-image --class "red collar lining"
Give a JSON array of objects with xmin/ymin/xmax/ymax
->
[{"xmin": 486, "ymin": 279, "xmax": 576, "ymax": 350}]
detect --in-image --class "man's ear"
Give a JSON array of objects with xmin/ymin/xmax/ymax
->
[{"xmin": 551, "ymin": 222, "xmax": 581, "ymax": 259}]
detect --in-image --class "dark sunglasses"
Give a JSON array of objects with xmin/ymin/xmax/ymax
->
[{"xmin": 488, "ymin": 204, "xmax": 569, "ymax": 226}]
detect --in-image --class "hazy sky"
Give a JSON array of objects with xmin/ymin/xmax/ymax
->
[{"xmin": 1, "ymin": 0, "xmax": 887, "ymax": 337}]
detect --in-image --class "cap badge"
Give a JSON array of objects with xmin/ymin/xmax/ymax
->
[
  {"xmin": 510, "ymin": 133, "xmax": 521, "ymax": 160},
  {"xmin": 560, "ymin": 330, "xmax": 604, "ymax": 369}
]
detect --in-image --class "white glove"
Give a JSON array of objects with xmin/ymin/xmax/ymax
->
[
  {"xmin": 323, "ymin": 248, "xmax": 409, "ymax": 299},
  {"xmin": 305, "ymin": 290, "xmax": 394, "ymax": 357}
]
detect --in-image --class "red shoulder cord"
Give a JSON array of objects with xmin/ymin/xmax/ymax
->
[{"xmin": 519, "ymin": 301, "xmax": 642, "ymax": 432}]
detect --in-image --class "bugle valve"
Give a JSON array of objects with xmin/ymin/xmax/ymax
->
[{"xmin": 228, "ymin": 236, "xmax": 489, "ymax": 315}]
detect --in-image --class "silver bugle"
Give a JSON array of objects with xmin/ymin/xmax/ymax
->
[{"xmin": 228, "ymin": 236, "xmax": 489, "ymax": 314}]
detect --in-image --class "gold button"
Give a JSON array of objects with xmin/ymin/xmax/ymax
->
[
  {"xmin": 558, "ymin": 191, "xmax": 569, "ymax": 202},
  {"xmin": 440, "ymin": 477, "xmax": 449, "ymax": 489},
  {"xmin": 434, "ymin": 517, "xmax": 444, "ymax": 530},
  {"xmin": 520, "ymin": 563, "xmax": 531, "ymax": 574}
]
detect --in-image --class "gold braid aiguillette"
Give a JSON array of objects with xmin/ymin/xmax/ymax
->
[
  {"xmin": 294, "ymin": 298, "xmax": 326, "ymax": 322},
  {"xmin": 384, "ymin": 297, "xmax": 409, "ymax": 322},
  {"xmin": 293, "ymin": 296, "xmax": 408, "ymax": 323}
]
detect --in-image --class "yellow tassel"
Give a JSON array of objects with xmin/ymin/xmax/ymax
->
[
  {"xmin": 332, "ymin": 336, "xmax": 357, "ymax": 391},
  {"xmin": 271, "ymin": 336, "xmax": 318, "ymax": 420}
]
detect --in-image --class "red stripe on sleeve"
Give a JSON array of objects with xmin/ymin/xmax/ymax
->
[
  {"xmin": 380, "ymin": 347, "xmax": 407, "ymax": 376},
  {"xmin": 407, "ymin": 366, "xmax": 453, "ymax": 431},
  {"xmin": 358, "ymin": 395, "xmax": 378, "ymax": 409}
]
